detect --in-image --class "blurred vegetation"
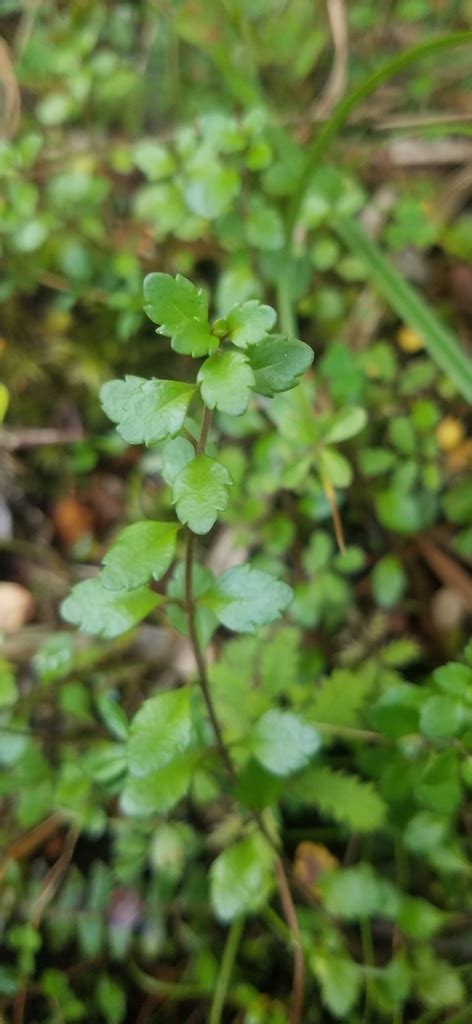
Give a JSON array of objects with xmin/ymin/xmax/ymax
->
[{"xmin": 0, "ymin": 1, "xmax": 472, "ymax": 1022}]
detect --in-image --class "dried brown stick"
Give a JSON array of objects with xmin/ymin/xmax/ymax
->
[{"xmin": 314, "ymin": 0, "xmax": 349, "ymax": 118}]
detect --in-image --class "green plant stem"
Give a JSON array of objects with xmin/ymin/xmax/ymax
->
[
  {"xmin": 185, "ymin": 530, "xmax": 235, "ymax": 778},
  {"xmin": 196, "ymin": 403, "xmax": 213, "ymax": 455},
  {"xmin": 184, "ymin": 406, "xmax": 236, "ymax": 776},
  {"xmin": 263, "ymin": 905, "xmax": 294, "ymax": 943},
  {"xmin": 184, "ymin": 402, "xmax": 305, "ymax": 1024},
  {"xmin": 314, "ymin": 722, "xmax": 385, "ymax": 743},
  {"xmin": 275, "ymin": 857, "xmax": 304, "ymax": 1024},
  {"xmin": 360, "ymin": 916, "xmax": 374, "ymax": 1024},
  {"xmin": 209, "ymin": 917, "xmax": 245, "ymax": 1024},
  {"xmin": 129, "ymin": 961, "xmax": 210, "ymax": 1002},
  {"xmin": 287, "ymin": 30, "xmax": 472, "ymax": 239}
]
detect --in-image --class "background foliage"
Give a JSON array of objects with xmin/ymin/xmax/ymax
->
[{"xmin": 0, "ymin": 1, "xmax": 472, "ymax": 1021}]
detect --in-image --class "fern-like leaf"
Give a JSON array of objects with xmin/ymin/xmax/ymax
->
[
  {"xmin": 289, "ymin": 765, "xmax": 387, "ymax": 832},
  {"xmin": 307, "ymin": 667, "xmax": 374, "ymax": 728}
]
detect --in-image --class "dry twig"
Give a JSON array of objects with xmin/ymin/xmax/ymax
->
[
  {"xmin": 0, "ymin": 38, "xmax": 20, "ymax": 138},
  {"xmin": 313, "ymin": 0, "xmax": 349, "ymax": 118}
]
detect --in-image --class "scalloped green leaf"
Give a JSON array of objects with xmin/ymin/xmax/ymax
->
[
  {"xmin": 226, "ymin": 299, "xmax": 277, "ymax": 348},
  {"xmin": 172, "ymin": 455, "xmax": 233, "ymax": 534},
  {"xmin": 249, "ymin": 334, "xmax": 314, "ymax": 396},
  {"xmin": 143, "ymin": 273, "xmax": 218, "ymax": 357},
  {"xmin": 128, "ymin": 687, "xmax": 192, "ymax": 777},
  {"xmin": 100, "ymin": 376, "xmax": 195, "ymax": 445},
  {"xmin": 61, "ymin": 577, "xmax": 161, "ymax": 639},
  {"xmin": 102, "ymin": 521, "xmax": 179, "ymax": 590},
  {"xmin": 204, "ymin": 565, "xmax": 293, "ymax": 633},
  {"xmin": 197, "ymin": 351, "xmax": 255, "ymax": 415},
  {"xmin": 171, "ymin": 317, "xmax": 219, "ymax": 358},
  {"xmin": 290, "ymin": 766, "xmax": 387, "ymax": 832},
  {"xmin": 143, "ymin": 272, "xmax": 208, "ymax": 333}
]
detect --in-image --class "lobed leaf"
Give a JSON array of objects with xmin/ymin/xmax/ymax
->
[
  {"xmin": 204, "ymin": 565, "xmax": 293, "ymax": 633},
  {"xmin": 172, "ymin": 454, "xmax": 233, "ymax": 534},
  {"xmin": 226, "ymin": 299, "xmax": 277, "ymax": 348},
  {"xmin": 290, "ymin": 766, "xmax": 387, "ymax": 832},
  {"xmin": 197, "ymin": 350, "xmax": 255, "ymax": 415},
  {"xmin": 143, "ymin": 272, "xmax": 208, "ymax": 333},
  {"xmin": 143, "ymin": 272, "xmax": 218, "ymax": 357},
  {"xmin": 172, "ymin": 318, "xmax": 219, "ymax": 358},
  {"xmin": 100, "ymin": 376, "xmax": 195, "ymax": 445},
  {"xmin": 308, "ymin": 668, "xmax": 374, "ymax": 728},
  {"xmin": 61, "ymin": 577, "xmax": 161, "ymax": 639}
]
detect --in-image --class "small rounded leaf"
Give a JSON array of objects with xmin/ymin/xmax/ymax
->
[
  {"xmin": 251, "ymin": 709, "xmax": 320, "ymax": 776},
  {"xmin": 372, "ymin": 555, "xmax": 406, "ymax": 610},
  {"xmin": 172, "ymin": 455, "xmax": 233, "ymax": 535},
  {"xmin": 226, "ymin": 300, "xmax": 276, "ymax": 348},
  {"xmin": 172, "ymin": 318, "xmax": 219, "ymax": 358},
  {"xmin": 210, "ymin": 832, "xmax": 274, "ymax": 922},
  {"xmin": 323, "ymin": 407, "xmax": 367, "ymax": 444},
  {"xmin": 249, "ymin": 335, "xmax": 313, "ymax": 397},
  {"xmin": 143, "ymin": 272, "xmax": 208, "ymax": 333}
]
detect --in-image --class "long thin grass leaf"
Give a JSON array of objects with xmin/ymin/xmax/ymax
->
[
  {"xmin": 288, "ymin": 31, "xmax": 472, "ymax": 235},
  {"xmin": 335, "ymin": 215, "xmax": 472, "ymax": 403}
]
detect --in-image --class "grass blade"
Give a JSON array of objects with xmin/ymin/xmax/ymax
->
[
  {"xmin": 335, "ymin": 215, "xmax": 472, "ymax": 403},
  {"xmin": 288, "ymin": 31, "xmax": 472, "ymax": 235}
]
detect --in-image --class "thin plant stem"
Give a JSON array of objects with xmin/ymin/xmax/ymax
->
[
  {"xmin": 275, "ymin": 858, "xmax": 304, "ymax": 1024},
  {"xmin": 321, "ymin": 474, "xmax": 346, "ymax": 554},
  {"xmin": 184, "ymin": 406, "xmax": 236, "ymax": 778},
  {"xmin": 360, "ymin": 916, "xmax": 374, "ymax": 1024},
  {"xmin": 184, "ymin": 402, "xmax": 306, "ymax": 1024},
  {"xmin": 196, "ymin": 404, "xmax": 213, "ymax": 455},
  {"xmin": 185, "ymin": 531, "xmax": 235, "ymax": 778},
  {"xmin": 209, "ymin": 917, "xmax": 245, "ymax": 1024},
  {"xmin": 276, "ymin": 274, "xmax": 297, "ymax": 336},
  {"xmin": 262, "ymin": 905, "xmax": 293, "ymax": 943},
  {"xmin": 129, "ymin": 961, "xmax": 210, "ymax": 1002}
]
